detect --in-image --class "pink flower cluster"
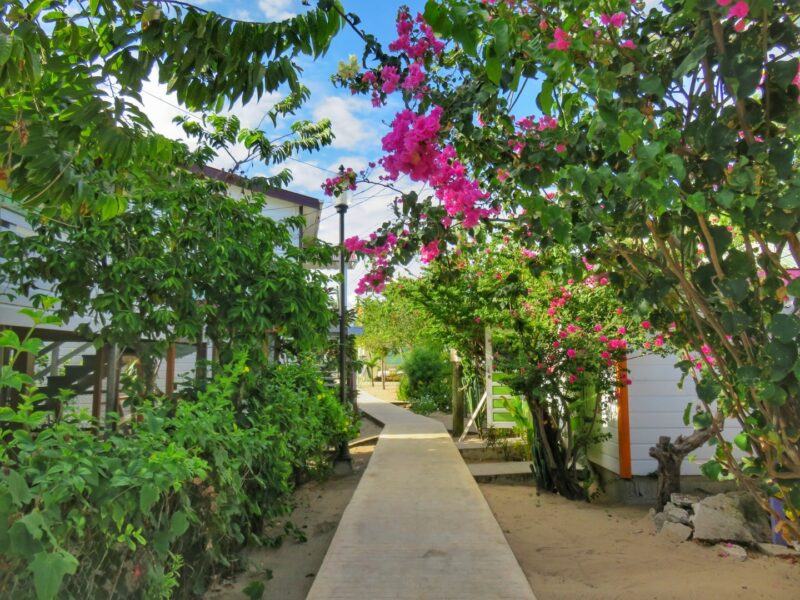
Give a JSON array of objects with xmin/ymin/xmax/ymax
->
[
  {"xmin": 547, "ymin": 27, "xmax": 571, "ymax": 51},
  {"xmin": 389, "ymin": 9, "xmax": 445, "ymax": 59},
  {"xmin": 348, "ymin": 231, "xmax": 401, "ymax": 294},
  {"xmin": 322, "ymin": 168, "xmax": 357, "ymax": 197},
  {"xmin": 380, "ymin": 107, "xmax": 491, "ymax": 229},
  {"xmin": 717, "ymin": 0, "xmax": 749, "ymax": 31},
  {"xmin": 600, "ymin": 12, "xmax": 626, "ymax": 27},
  {"xmin": 420, "ymin": 240, "xmax": 441, "ymax": 263}
]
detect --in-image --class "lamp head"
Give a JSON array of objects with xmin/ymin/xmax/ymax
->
[{"xmin": 333, "ymin": 190, "xmax": 350, "ymax": 210}]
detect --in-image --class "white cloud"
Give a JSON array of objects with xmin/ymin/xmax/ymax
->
[
  {"xmin": 312, "ymin": 96, "xmax": 379, "ymax": 151},
  {"xmin": 258, "ymin": 0, "xmax": 297, "ymax": 21}
]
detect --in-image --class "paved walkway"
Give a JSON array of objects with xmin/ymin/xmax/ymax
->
[{"xmin": 306, "ymin": 392, "xmax": 537, "ymax": 600}]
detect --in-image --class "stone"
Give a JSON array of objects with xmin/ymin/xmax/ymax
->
[
  {"xmin": 756, "ymin": 543, "xmax": 800, "ymax": 558},
  {"xmin": 663, "ymin": 503, "xmax": 691, "ymax": 525},
  {"xmin": 692, "ymin": 492, "xmax": 771, "ymax": 544},
  {"xmin": 670, "ymin": 493, "xmax": 700, "ymax": 508},
  {"xmin": 652, "ymin": 510, "xmax": 667, "ymax": 533},
  {"xmin": 716, "ymin": 543, "xmax": 748, "ymax": 561},
  {"xmin": 659, "ymin": 522, "xmax": 693, "ymax": 542}
]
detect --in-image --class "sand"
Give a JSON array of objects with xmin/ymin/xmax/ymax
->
[{"xmin": 480, "ymin": 482, "xmax": 800, "ymax": 600}]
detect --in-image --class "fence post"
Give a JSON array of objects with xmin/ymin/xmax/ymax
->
[{"xmin": 451, "ymin": 349, "xmax": 464, "ymax": 438}]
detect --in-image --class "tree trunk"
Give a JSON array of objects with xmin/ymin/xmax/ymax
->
[
  {"xmin": 527, "ymin": 397, "xmax": 586, "ymax": 501},
  {"xmin": 649, "ymin": 427, "xmax": 714, "ymax": 511},
  {"xmin": 381, "ymin": 356, "xmax": 385, "ymax": 390}
]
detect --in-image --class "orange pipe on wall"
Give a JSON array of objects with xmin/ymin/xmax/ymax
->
[{"xmin": 617, "ymin": 358, "xmax": 632, "ymax": 479}]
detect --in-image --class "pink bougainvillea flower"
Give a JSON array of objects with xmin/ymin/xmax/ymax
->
[
  {"xmin": 727, "ymin": 1, "xmax": 749, "ymax": 18},
  {"xmin": 567, "ymin": 348, "xmax": 577, "ymax": 359},
  {"xmin": 420, "ymin": 239, "xmax": 441, "ymax": 263},
  {"xmin": 620, "ymin": 39, "xmax": 637, "ymax": 49},
  {"xmin": 654, "ymin": 336, "xmax": 665, "ymax": 347},
  {"xmin": 547, "ymin": 27, "xmax": 571, "ymax": 51},
  {"xmin": 380, "ymin": 65, "xmax": 401, "ymax": 94},
  {"xmin": 717, "ymin": 0, "xmax": 733, "ymax": 5},
  {"xmin": 618, "ymin": 326, "xmax": 627, "ymax": 334},
  {"xmin": 568, "ymin": 374, "xmax": 578, "ymax": 384},
  {"xmin": 599, "ymin": 335, "xmax": 608, "ymax": 343},
  {"xmin": 641, "ymin": 320, "xmax": 651, "ymax": 329},
  {"xmin": 615, "ymin": 307, "xmax": 624, "ymax": 314},
  {"xmin": 555, "ymin": 143, "xmax": 567, "ymax": 153},
  {"xmin": 594, "ymin": 324, "xmax": 603, "ymax": 332},
  {"xmin": 553, "ymin": 340, "xmax": 561, "ymax": 348},
  {"xmin": 538, "ymin": 19, "xmax": 549, "ymax": 31}
]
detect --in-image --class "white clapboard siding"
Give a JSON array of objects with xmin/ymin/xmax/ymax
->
[
  {"xmin": 626, "ymin": 352, "xmax": 742, "ymax": 476},
  {"xmin": 587, "ymin": 391, "xmax": 621, "ymax": 474}
]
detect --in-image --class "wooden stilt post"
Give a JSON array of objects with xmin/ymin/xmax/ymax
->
[
  {"xmin": 105, "ymin": 344, "xmax": 119, "ymax": 417},
  {"xmin": 166, "ymin": 344, "xmax": 176, "ymax": 398},
  {"xmin": 92, "ymin": 344, "xmax": 107, "ymax": 421},
  {"xmin": 195, "ymin": 338, "xmax": 206, "ymax": 381}
]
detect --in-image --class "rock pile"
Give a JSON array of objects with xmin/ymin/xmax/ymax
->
[{"xmin": 649, "ymin": 491, "xmax": 799, "ymax": 560}]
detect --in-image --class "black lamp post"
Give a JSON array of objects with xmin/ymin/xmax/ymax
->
[{"xmin": 333, "ymin": 191, "xmax": 352, "ymax": 473}]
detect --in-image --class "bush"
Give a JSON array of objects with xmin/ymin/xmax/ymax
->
[
  {"xmin": 398, "ymin": 347, "xmax": 451, "ymax": 413},
  {"xmin": 0, "ymin": 353, "xmax": 352, "ymax": 599}
]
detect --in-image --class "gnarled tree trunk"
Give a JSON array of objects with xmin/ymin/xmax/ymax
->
[{"xmin": 649, "ymin": 428, "xmax": 714, "ymax": 510}]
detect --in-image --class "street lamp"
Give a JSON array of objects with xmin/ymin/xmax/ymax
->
[{"xmin": 334, "ymin": 190, "xmax": 352, "ymax": 473}]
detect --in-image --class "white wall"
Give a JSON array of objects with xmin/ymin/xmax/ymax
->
[{"xmin": 627, "ymin": 352, "xmax": 742, "ymax": 477}]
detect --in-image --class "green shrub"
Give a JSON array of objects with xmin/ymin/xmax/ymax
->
[
  {"xmin": 0, "ymin": 351, "xmax": 352, "ymax": 599},
  {"xmin": 399, "ymin": 347, "xmax": 451, "ymax": 413}
]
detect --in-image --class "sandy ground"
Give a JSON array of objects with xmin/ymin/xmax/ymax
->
[
  {"xmin": 481, "ymin": 482, "xmax": 800, "ymax": 600},
  {"xmin": 205, "ymin": 440, "xmax": 376, "ymax": 599},
  {"xmin": 358, "ymin": 381, "xmax": 400, "ymax": 403}
]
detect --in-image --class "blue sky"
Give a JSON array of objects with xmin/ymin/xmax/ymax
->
[{"xmin": 141, "ymin": 1, "xmax": 428, "ymax": 293}]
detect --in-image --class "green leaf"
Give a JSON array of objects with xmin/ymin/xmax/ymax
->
[
  {"xmin": 490, "ymin": 19, "xmax": 510, "ymax": 58},
  {"xmin": 685, "ymin": 192, "xmax": 707, "ymax": 212},
  {"xmin": 696, "ymin": 378, "xmax": 720, "ymax": 404},
  {"xmin": 682, "ymin": 402, "xmax": 693, "ymax": 427},
  {"xmin": 485, "ymin": 56, "xmax": 501, "ymax": 85},
  {"xmin": 788, "ymin": 277, "xmax": 800, "ymax": 298},
  {"xmin": 770, "ymin": 313, "xmax": 800, "ymax": 343},
  {"xmin": 243, "ymin": 580, "xmax": 265, "ymax": 600},
  {"xmin": 5, "ymin": 470, "xmax": 33, "ymax": 506},
  {"xmin": 0, "ymin": 33, "xmax": 12, "ymax": 67},
  {"xmin": 29, "ymin": 550, "xmax": 78, "ymax": 600},
  {"xmin": 701, "ymin": 460, "xmax": 723, "ymax": 481},
  {"xmin": 139, "ymin": 484, "xmax": 159, "ymax": 513},
  {"xmin": 170, "ymin": 510, "xmax": 189, "ymax": 538},
  {"xmin": 733, "ymin": 432, "xmax": 750, "ymax": 452},
  {"xmin": 692, "ymin": 411, "xmax": 712, "ymax": 430},
  {"xmin": 760, "ymin": 382, "xmax": 787, "ymax": 406},
  {"xmin": 618, "ymin": 130, "xmax": 636, "ymax": 151}
]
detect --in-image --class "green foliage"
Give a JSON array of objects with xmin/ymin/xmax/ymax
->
[
  {"xmin": 0, "ymin": 340, "xmax": 351, "ymax": 599},
  {"xmin": 0, "ymin": 0, "xmax": 345, "ymax": 216},
  {"xmin": 399, "ymin": 346, "xmax": 451, "ymax": 413}
]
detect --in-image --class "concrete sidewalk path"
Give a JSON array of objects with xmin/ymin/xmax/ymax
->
[{"xmin": 306, "ymin": 391, "xmax": 536, "ymax": 600}]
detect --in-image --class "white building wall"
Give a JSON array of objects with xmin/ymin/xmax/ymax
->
[{"xmin": 626, "ymin": 352, "xmax": 742, "ymax": 477}]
